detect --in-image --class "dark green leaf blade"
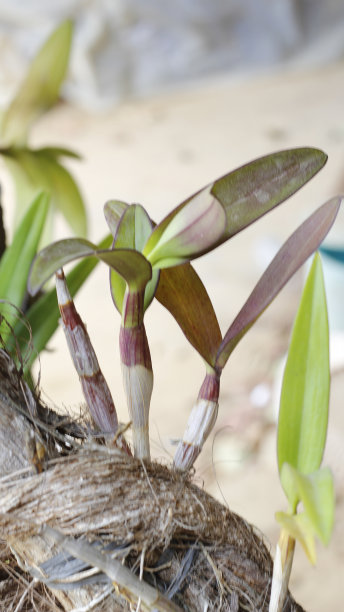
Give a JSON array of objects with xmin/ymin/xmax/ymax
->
[
  {"xmin": 277, "ymin": 253, "xmax": 330, "ymax": 475},
  {"xmin": 155, "ymin": 263, "xmax": 222, "ymax": 366},
  {"xmin": 215, "ymin": 196, "xmax": 341, "ymax": 370}
]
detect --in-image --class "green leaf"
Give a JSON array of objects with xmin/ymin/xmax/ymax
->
[
  {"xmin": 109, "ymin": 204, "xmax": 159, "ymax": 312},
  {"xmin": 0, "ymin": 20, "xmax": 73, "ymax": 146},
  {"xmin": 215, "ymin": 197, "xmax": 341, "ymax": 371},
  {"xmin": 0, "ymin": 192, "xmax": 50, "ymax": 334},
  {"xmin": 280, "ymin": 463, "xmax": 334, "ymax": 546},
  {"xmin": 36, "ymin": 146, "xmax": 82, "ymax": 160},
  {"xmin": 3, "ymin": 149, "xmax": 87, "ymax": 237},
  {"xmin": 9, "ymin": 234, "xmax": 112, "ymax": 372},
  {"xmin": 104, "ymin": 200, "xmax": 129, "ymax": 236},
  {"xmin": 143, "ymin": 186, "xmax": 226, "ymax": 268},
  {"xmin": 155, "ymin": 263, "xmax": 222, "ymax": 366},
  {"xmin": 275, "ymin": 512, "xmax": 317, "ymax": 564},
  {"xmin": 28, "ymin": 237, "xmax": 151, "ymax": 297},
  {"xmin": 277, "ymin": 253, "xmax": 330, "ymax": 475}
]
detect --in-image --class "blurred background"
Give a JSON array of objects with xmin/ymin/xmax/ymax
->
[
  {"xmin": 1, "ymin": 0, "xmax": 344, "ymax": 108},
  {"xmin": 0, "ymin": 2, "xmax": 343, "ymax": 610}
]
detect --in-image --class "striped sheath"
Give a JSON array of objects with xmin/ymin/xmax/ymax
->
[
  {"xmin": 173, "ymin": 369, "xmax": 220, "ymax": 471},
  {"xmin": 119, "ymin": 288, "xmax": 153, "ymax": 460},
  {"xmin": 55, "ymin": 269, "xmax": 131, "ymax": 455}
]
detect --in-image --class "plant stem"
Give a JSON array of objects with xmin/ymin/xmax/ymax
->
[
  {"xmin": 269, "ymin": 530, "xmax": 295, "ymax": 612},
  {"xmin": 120, "ymin": 287, "xmax": 153, "ymax": 460},
  {"xmin": 56, "ymin": 269, "xmax": 130, "ymax": 454},
  {"xmin": 174, "ymin": 367, "xmax": 220, "ymax": 471}
]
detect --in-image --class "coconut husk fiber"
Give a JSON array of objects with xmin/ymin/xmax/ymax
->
[{"xmin": 0, "ymin": 348, "xmax": 304, "ymax": 611}]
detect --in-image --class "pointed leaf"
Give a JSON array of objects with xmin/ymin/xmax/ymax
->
[
  {"xmin": 0, "ymin": 192, "xmax": 50, "ymax": 333},
  {"xmin": 28, "ymin": 238, "xmax": 151, "ymax": 296},
  {"xmin": 277, "ymin": 253, "xmax": 330, "ymax": 474},
  {"xmin": 280, "ymin": 464, "xmax": 334, "ymax": 546},
  {"xmin": 212, "ymin": 147, "xmax": 327, "ymax": 245},
  {"xmin": 275, "ymin": 512, "xmax": 317, "ymax": 564},
  {"xmin": 2, "ymin": 149, "xmax": 87, "ymax": 236},
  {"xmin": 9, "ymin": 235, "xmax": 113, "ymax": 372},
  {"xmin": 109, "ymin": 205, "xmax": 159, "ymax": 313},
  {"xmin": 104, "ymin": 200, "xmax": 129, "ymax": 237},
  {"xmin": 155, "ymin": 263, "xmax": 222, "ymax": 366},
  {"xmin": 215, "ymin": 197, "xmax": 341, "ymax": 370},
  {"xmin": 0, "ymin": 20, "xmax": 73, "ymax": 145},
  {"xmin": 33, "ymin": 152, "xmax": 87, "ymax": 237},
  {"xmin": 36, "ymin": 146, "xmax": 82, "ymax": 160},
  {"xmin": 143, "ymin": 186, "xmax": 226, "ymax": 268}
]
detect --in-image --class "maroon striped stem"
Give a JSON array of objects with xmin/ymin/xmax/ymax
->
[
  {"xmin": 120, "ymin": 288, "xmax": 153, "ymax": 460},
  {"xmin": 55, "ymin": 269, "xmax": 131, "ymax": 455},
  {"xmin": 173, "ymin": 368, "xmax": 220, "ymax": 471}
]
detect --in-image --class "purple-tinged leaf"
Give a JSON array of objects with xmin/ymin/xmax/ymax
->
[
  {"xmin": 28, "ymin": 238, "xmax": 152, "ymax": 296},
  {"xmin": 104, "ymin": 200, "xmax": 129, "ymax": 237},
  {"xmin": 215, "ymin": 196, "xmax": 342, "ymax": 371},
  {"xmin": 211, "ymin": 147, "xmax": 327, "ymax": 245},
  {"xmin": 155, "ymin": 263, "xmax": 222, "ymax": 366},
  {"xmin": 143, "ymin": 186, "xmax": 226, "ymax": 268},
  {"xmin": 109, "ymin": 204, "xmax": 159, "ymax": 313},
  {"xmin": 143, "ymin": 148, "xmax": 326, "ymax": 266}
]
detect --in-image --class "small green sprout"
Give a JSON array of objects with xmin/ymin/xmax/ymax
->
[{"xmin": 269, "ymin": 253, "xmax": 335, "ymax": 612}]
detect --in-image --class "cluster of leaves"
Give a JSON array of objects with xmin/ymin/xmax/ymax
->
[
  {"xmin": 0, "ymin": 20, "xmax": 86, "ymax": 238},
  {"xmin": 0, "ymin": 20, "xmax": 106, "ymax": 372}
]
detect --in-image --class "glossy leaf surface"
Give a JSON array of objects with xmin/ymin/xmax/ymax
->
[
  {"xmin": 215, "ymin": 197, "xmax": 341, "ymax": 371},
  {"xmin": 0, "ymin": 20, "xmax": 73, "ymax": 146},
  {"xmin": 155, "ymin": 263, "xmax": 222, "ymax": 366},
  {"xmin": 277, "ymin": 253, "xmax": 330, "ymax": 475},
  {"xmin": 28, "ymin": 238, "xmax": 151, "ymax": 297},
  {"xmin": 109, "ymin": 205, "xmax": 159, "ymax": 313}
]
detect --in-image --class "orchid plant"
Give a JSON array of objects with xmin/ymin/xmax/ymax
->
[{"xmin": 28, "ymin": 147, "xmax": 341, "ymax": 471}]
